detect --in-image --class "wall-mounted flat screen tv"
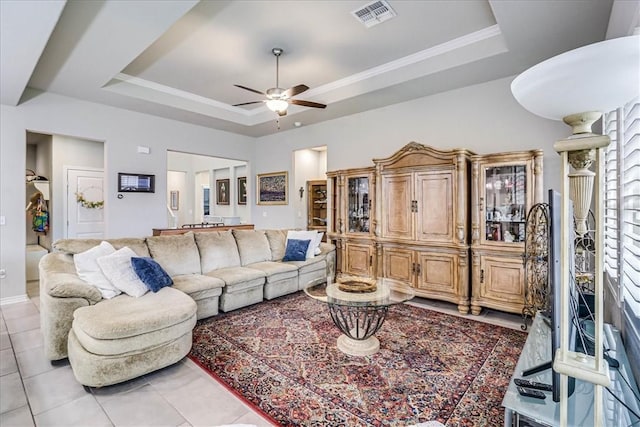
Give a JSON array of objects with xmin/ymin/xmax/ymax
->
[{"xmin": 118, "ymin": 173, "xmax": 155, "ymax": 193}]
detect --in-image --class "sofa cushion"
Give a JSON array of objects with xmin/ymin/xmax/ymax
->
[
  {"xmin": 172, "ymin": 274, "xmax": 225, "ymax": 295},
  {"xmin": 246, "ymin": 261, "xmax": 298, "ymax": 283},
  {"xmin": 55, "ymin": 238, "xmax": 150, "ymax": 257},
  {"xmin": 232, "ymin": 230, "xmax": 272, "ymax": 266},
  {"xmin": 71, "ymin": 287, "xmax": 196, "ymax": 355},
  {"xmin": 285, "ymin": 256, "xmax": 326, "ymax": 274},
  {"xmin": 74, "ymin": 241, "xmax": 120, "ymax": 299},
  {"xmin": 206, "ymin": 266, "xmax": 265, "ymax": 288},
  {"xmin": 41, "ymin": 254, "xmax": 103, "ymax": 302},
  {"xmin": 194, "ymin": 231, "xmax": 241, "ymax": 272},
  {"xmin": 146, "ymin": 232, "xmax": 201, "ymax": 276},
  {"xmin": 131, "ymin": 257, "xmax": 173, "ymax": 293},
  {"xmin": 283, "ymin": 239, "xmax": 311, "ymax": 262},
  {"xmin": 265, "ymin": 229, "xmax": 287, "ymax": 261},
  {"xmin": 72, "ymin": 286, "xmax": 196, "ymax": 340},
  {"xmin": 97, "ymin": 247, "xmax": 149, "ymax": 298}
]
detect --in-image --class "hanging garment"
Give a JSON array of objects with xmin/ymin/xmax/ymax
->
[{"xmin": 31, "ymin": 194, "xmax": 49, "ymax": 234}]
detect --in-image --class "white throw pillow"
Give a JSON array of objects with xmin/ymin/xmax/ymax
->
[
  {"xmin": 314, "ymin": 232, "xmax": 324, "ymax": 255},
  {"xmin": 97, "ymin": 247, "xmax": 149, "ymax": 297},
  {"xmin": 74, "ymin": 241, "xmax": 121, "ymax": 299},
  {"xmin": 286, "ymin": 230, "xmax": 319, "ymax": 259}
]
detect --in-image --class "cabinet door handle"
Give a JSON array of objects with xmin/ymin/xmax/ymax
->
[
  {"xmin": 480, "ymin": 269, "xmax": 484, "ymax": 283},
  {"xmin": 369, "ymin": 255, "xmax": 373, "ymax": 266},
  {"xmin": 411, "ymin": 262, "xmax": 416, "ymax": 274},
  {"xmin": 479, "ymin": 197, "xmax": 484, "ymax": 212},
  {"xmin": 416, "ymin": 263, "xmax": 421, "ymax": 275}
]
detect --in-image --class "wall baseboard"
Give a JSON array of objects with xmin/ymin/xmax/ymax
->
[{"xmin": 0, "ymin": 294, "xmax": 30, "ymax": 306}]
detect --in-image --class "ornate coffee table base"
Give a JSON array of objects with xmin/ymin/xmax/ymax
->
[
  {"xmin": 337, "ymin": 335, "xmax": 380, "ymax": 357},
  {"xmin": 327, "ymin": 304, "xmax": 388, "ymax": 356}
]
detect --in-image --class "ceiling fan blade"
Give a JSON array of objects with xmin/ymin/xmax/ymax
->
[
  {"xmin": 232, "ymin": 101, "xmax": 265, "ymax": 106},
  {"xmin": 277, "ymin": 109, "xmax": 287, "ymax": 117},
  {"xmin": 290, "ymin": 99, "xmax": 326, "ymax": 109},
  {"xmin": 283, "ymin": 84, "xmax": 309, "ymax": 98},
  {"xmin": 234, "ymin": 84, "xmax": 265, "ymax": 95}
]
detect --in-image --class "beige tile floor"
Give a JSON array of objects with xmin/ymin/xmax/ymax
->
[{"xmin": 0, "ymin": 281, "xmax": 524, "ymax": 426}]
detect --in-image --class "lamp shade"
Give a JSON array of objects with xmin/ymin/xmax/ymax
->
[{"xmin": 511, "ymin": 35, "xmax": 640, "ymax": 120}]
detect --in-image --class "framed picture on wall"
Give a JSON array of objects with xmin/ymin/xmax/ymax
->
[
  {"xmin": 237, "ymin": 177, "xmax": 247, "ymax": 205},
  {"xmin": 257, "ymin": 171, "xmax": 288, "ymax": 205},
  {"xmin": 216, "ymin": 179, "xmax": 230, "ymax": 205},
  {"xmin": 169, "ymin": 191, "xmax": 179, "ymax": 210}
]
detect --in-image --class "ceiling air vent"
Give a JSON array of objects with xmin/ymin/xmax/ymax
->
[{"xmin": 352, "ymin": 0, "xmax": 396, "ymax": 28}]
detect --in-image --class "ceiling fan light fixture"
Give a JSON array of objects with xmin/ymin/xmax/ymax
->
[{"xmin": 266, "ymin": 99, "xmax": 288, "ymax": 113}]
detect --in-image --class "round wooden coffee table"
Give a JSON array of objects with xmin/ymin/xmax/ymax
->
[{"xmin": 305, "ymin": 277, "xmax": 414, "ymax": 356}]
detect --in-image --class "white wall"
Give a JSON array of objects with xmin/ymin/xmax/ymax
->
[
  {"xmin": 51, "ymin": 135, "xmax": 104, "ymax": 243},
  {"xmin": 0, "ymin": 91, "xmax": 254, "ymax": 302},
  {"xmin": 252, "ymin": 76, "xmax": 568, "ymax": 229},
  {"xmin": 167, "ymin": 170, "xmax": 188, "ymax": 226}
]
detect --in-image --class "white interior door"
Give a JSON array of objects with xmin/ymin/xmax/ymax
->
[{"xmin": 67, "ymin": 168, "xmax": 105, "ymax": 238}]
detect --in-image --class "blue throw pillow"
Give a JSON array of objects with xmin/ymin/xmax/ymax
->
[
  {"xmin": 283, "ymin": 239, "xmax": 311, "ymax": 262},
  {"xmin": 131, "ymin": 257, "xmax": 173, "ymax": 292}
]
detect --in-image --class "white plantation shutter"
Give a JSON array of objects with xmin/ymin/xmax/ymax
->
[
  {"xmin": 604, "ymin": 98, "xmax": 640, "ymax": 318},
  {"xmin": 604, "ymin": 109, "xmax": 619, "ymax": 285},
  {"xmin": 621, "ymin": 101, "xmax": 640, "ymax": 315}
]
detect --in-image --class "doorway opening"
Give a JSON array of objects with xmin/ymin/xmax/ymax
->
[
  {"xmin": 166, "ymin": 151, "xmax": 249, "ymax": 228},
  {"xmin": 293, "ymin": 146, "xmax": 327, "ymax": 230},
  {"xmin": 25, "ymin": 131, "xmax": 105, "ymax": 298}
]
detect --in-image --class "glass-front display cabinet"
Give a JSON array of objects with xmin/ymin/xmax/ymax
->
[
  {"xmin": 326, "ymin": 167, "xmax": 376, "ymax": 278},
  {"xmin": 470, "ymin": 150, "xmax": 544, "ymax": 315}
]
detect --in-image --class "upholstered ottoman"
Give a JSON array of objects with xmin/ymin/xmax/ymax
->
[{"xmin": 67, "ymin": 287, "xmax": 197, "ymax": 387}]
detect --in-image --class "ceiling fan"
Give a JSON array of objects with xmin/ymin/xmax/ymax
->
[{"xmin": 233, "ymin": 48, "xmax": 326, "ymax": 117}]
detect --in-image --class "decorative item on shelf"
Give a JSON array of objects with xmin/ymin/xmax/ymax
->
[{"xmin": 75, "ymin": 192, "xmax": 104, "ymax": 209}]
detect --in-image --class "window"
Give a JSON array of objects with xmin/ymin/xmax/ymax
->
[
  {"xmin": 603, "ymin": 98, "xmax": 640, "ymax": 382},
  {"xmin": 604, "ymin": 99, "xmax": 640, "ymax": 312}
]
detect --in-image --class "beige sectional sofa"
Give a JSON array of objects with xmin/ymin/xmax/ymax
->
[{"xmin": 39, "ymin": 229, "xmax": 335, "ymax": 387}]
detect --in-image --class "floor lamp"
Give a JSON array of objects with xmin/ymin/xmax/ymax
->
[{"xmin": 511, "ymin": 35, "xmax": 640, "ymax": 426}]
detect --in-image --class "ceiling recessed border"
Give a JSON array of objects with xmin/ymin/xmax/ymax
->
[{"xmin": 102, "ymin": 24, "xmax": 505, "ymax": 127}]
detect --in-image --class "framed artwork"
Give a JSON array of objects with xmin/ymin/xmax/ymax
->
[
  {"xmin": 257, "ymin": 171, "xmax": 288, "ymax": 205},
  {"xmin": 237, "ymin": 176, "xmax": 247, "ymax": 205},
  {"xmin": 216, "ymin": 179, "xmax": 230, "ymax": 205},
  {"xmin": 169, "ymin": 190, "xmax": 179, "ymax": 210}
]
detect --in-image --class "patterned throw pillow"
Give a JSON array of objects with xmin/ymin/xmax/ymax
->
[
  {"xmin": 131, "ymin": 257, "xmax": 173, "ymax": 293},
  {"xmin": 282, "ymin": 239, "xmax": 311, "ymax": 262}
]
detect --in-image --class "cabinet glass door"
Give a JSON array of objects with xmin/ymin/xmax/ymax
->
[
  {"xmin": 347, "ymin": 177, "xmax": 370, "ymax": 233},
  {"xmin": 484, "ymin": 165, "xmax": 526, "ymax": 243}
]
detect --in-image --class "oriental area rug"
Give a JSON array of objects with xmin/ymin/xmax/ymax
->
[{"xmin": 189, "ymin": 292, "xmax": 526, "ymax": 426}]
